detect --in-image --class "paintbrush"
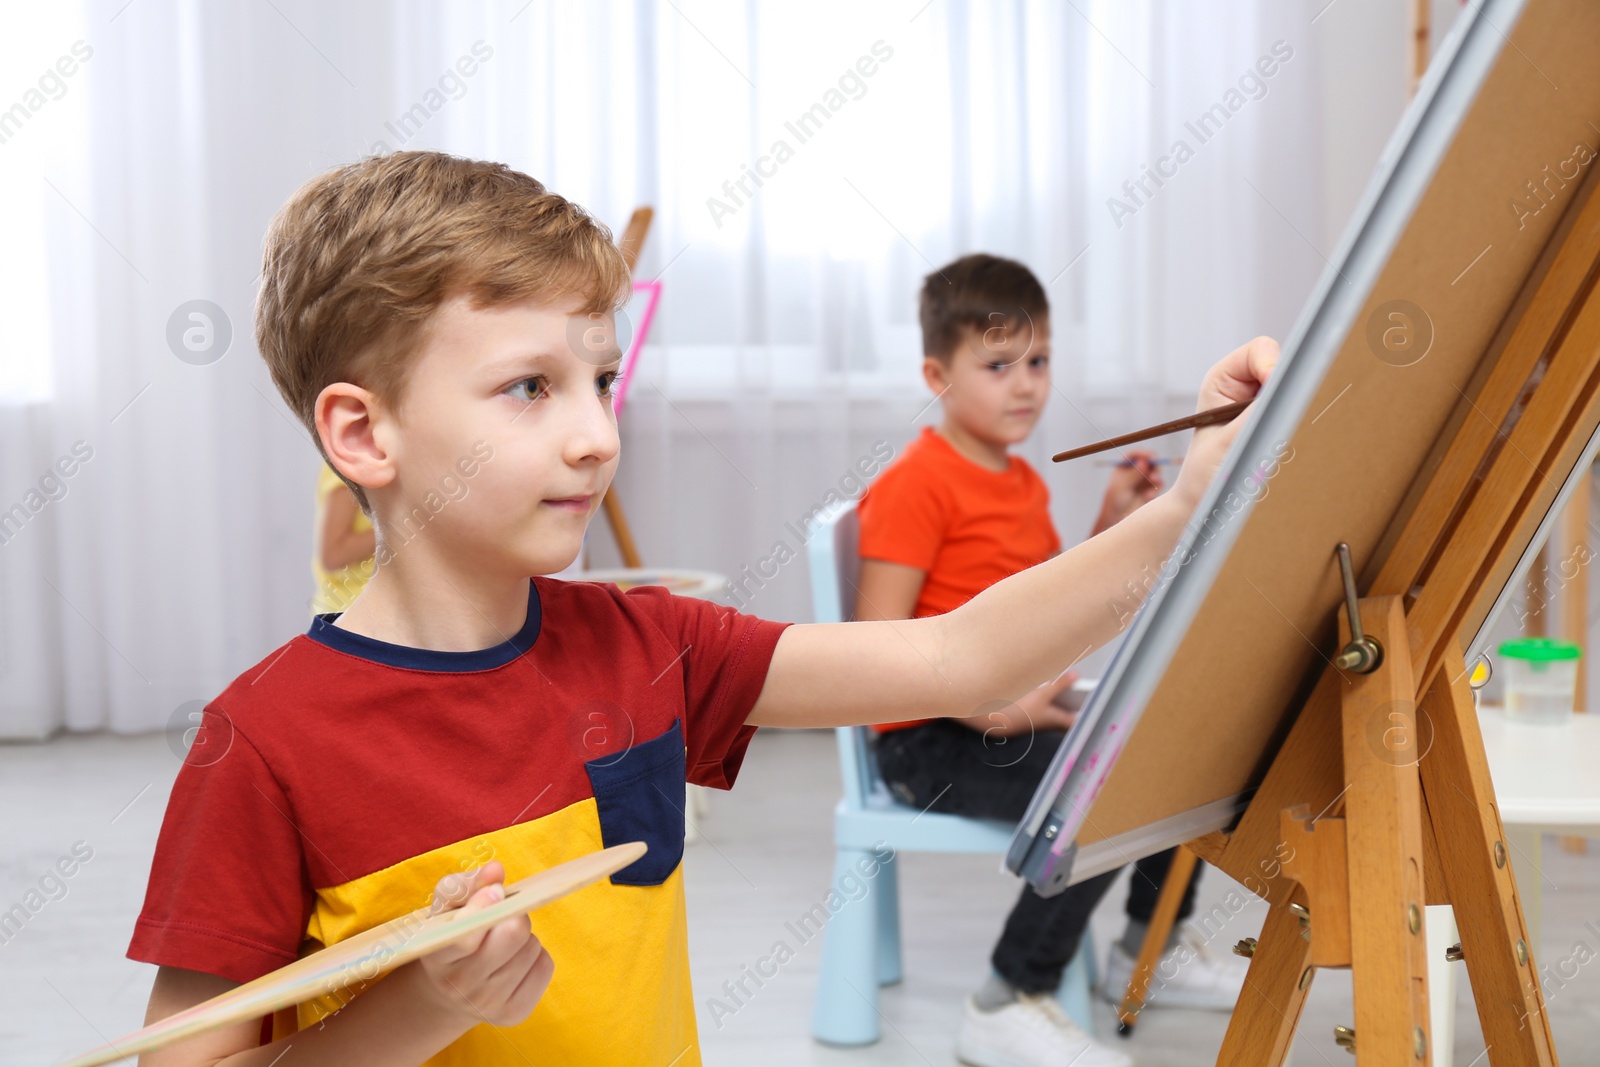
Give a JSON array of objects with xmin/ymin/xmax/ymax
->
[{"xmin": 1052, "ymin": 399, "xmax": 1252, "ymax": 464}]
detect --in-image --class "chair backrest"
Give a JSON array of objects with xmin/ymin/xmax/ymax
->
[
  {"xmin": 803, "ymin": 501, "xmax": 878, "ymax": 811},
  {"xmin": 805, "ymin": 500, "xmax": 859, "ymax": 624}
]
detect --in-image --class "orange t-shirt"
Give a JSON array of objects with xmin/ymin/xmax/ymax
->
[{"xmin": 856, "ymin": 427, "xmax": 1060, "ymax": 732}]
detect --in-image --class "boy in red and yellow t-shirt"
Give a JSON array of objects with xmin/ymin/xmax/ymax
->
[
  {"xmin": 856, "ymin": 254, "xmax": 1246, "ymax": 1067},
  {"xmin": 123, "ymin": 151, "xmax": 1277, "ymax": 1067}
]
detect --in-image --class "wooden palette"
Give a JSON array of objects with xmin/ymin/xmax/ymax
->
[{"xmin": 55, "ymin": 841, "xmax": 646, "ymax": 1067}]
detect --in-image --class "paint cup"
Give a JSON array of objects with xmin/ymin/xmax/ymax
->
[{"xmin": 1497, "ymin": 638, "xmax": 1581, "ymax": 724}]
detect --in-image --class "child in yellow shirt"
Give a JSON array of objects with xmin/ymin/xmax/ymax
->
[{"xmin": 311, "ymin": 462, "xmax": 375, "ymax": 613}]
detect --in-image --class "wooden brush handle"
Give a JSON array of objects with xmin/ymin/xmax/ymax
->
[{"xmin": 1051, "ymin": 399, "xmax": 1252, "ymax": 464}]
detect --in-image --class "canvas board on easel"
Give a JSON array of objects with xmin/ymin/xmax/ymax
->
[
  {"xmin": 1001, "ymin": 2, "xmax": 1600, "ymax": 1059},
  {"xmin": 1007, "ymin": 0, "xmax": 1600, "ymax": 894}
]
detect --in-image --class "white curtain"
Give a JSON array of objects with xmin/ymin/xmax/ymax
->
[{"xmin": 0, "ymin": 0, "xmax": 1327, "ymax": 737}]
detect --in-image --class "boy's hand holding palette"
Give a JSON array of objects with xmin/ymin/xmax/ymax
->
[{"xmin": 56, "ymin": 842, "xmax": 646, "ymax": 1067}]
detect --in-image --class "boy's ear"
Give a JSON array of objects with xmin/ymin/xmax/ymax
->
[
  {"xmin": 922, "ymin": 355, "xmax": 952, "ymax": 394},
  {"xmin": 315, "ymin": 382, "xmax": 396, "ymax": 493}
]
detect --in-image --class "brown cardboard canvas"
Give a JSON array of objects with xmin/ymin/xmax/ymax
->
[{"xmin": 1076, "ymin": 0, "xmax": 1600, "ymax": 850}]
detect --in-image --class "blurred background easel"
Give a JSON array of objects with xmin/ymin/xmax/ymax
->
[{"xmin": 598, "ymin": 206, "xmax": 655, "ymax": 569}]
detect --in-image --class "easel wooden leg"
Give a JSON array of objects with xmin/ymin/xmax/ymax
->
[
  {"xmin": 600, "ymin": 488, "xmax": 643, "ymax": 568},
  {"xmin": 1342, "ymin": 596, "xmax": 1433, "ymax": 1063},
  {"xmin": 1114, "ymin": 844, "xmax": 1199, "ymax": 1033},
  {"xmin": 1419, "ymin": 652, "xmax": 1558, "ymax": 1066},
  {"xmin": 1215, "ymin": 895, "xmax": 1314, "ymax": 1066}
]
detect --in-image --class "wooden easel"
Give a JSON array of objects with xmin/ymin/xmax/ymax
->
[
  {"xmin": 1116, "ymin": 7, "xmax": 1448, "ymax": 1028},
  {"xmin": 1191, "ymin": 609, "xmax": 1553, "ymax": 1065},
  {"xmin": 1178, "ymin": 162, "xmax": 1600, "ymax": 1064},
  {"xmin": 1032, "ymin": 3, "xmax": 1600, "ymax": 1057},
  {"xmin": 1115, "ymin": 610, "xmax": 1553, "ymax": 1063}
]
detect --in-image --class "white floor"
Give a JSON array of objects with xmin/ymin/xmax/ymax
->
[{"xmin": 3, "ymin": 728, "xmax": 1597, "ymax": 1065}]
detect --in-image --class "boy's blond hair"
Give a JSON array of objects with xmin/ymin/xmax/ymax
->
[{"xmin": 255, "ymin": 150, "xmax": 631, "ymax": 509}]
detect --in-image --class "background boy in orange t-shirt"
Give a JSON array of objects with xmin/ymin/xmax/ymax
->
[{"xmin": 855, "ymin": 254, "xmax": 1246, "ymax": 1067}]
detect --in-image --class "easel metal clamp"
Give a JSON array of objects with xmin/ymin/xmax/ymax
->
[{"xmin": 1334, "ymin": 543, "xmax": 1383, "ymax": 674}]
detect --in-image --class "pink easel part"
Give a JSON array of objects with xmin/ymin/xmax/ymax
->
[{"xmin": 613, "ymin": 279, "xmax": 661, "ymax": 416}]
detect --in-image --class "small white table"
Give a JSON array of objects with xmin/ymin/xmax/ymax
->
[
  {"xmin": 1427, "ymin": 705, "xmax": 1600, "ymax": 1067},
  {"xmin": 1477, "ymin": 704, "xmax": 1600, "ymax": 933}
]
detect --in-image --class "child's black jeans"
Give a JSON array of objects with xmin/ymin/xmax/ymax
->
[{"xmin": 874, "ymin": 717, "xmax": 1201, "ymax": 995}]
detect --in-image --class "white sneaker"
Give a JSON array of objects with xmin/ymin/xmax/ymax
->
[
  {"xmin": 1101, "ymin": 928, "xmax": 1250, "ymax": 1012},
  {"xmin": 956, "ymin": 992, "xmax": 1133, "ymax": 1067}
]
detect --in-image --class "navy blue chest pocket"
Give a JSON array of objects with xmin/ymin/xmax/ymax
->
[{"xmin": 584, "ymin": 718, "xmax": 687, "ymax": 886}]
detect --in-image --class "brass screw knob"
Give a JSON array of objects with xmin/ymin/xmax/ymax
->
[
  {"xmin": 1414, "ymin": 1026, "xmax": 1428, "ymax": 1059},
  {"xmin": 1408, "ymin": 903, "xmax": 1421, "ymax": 934},
  {"xmin": 1299, "ymin": 966, "xmax": 1314, "ymax": 991},
  {"xmin": 1233, "ymin": 937, "xmax": 1258, "ymax": 958},
  {"xmin": 1289, "ymin": 901, "xmax": 1312, "ymax": 941},
  {"xmin": 1445, "ymin": 942, "xmax": 1464, "ymax": 962},
  {"xmin": 1494, "ymin": 840, "xmax": 1507, "ymax": 868},
  {"xmin": 1334, "ymin": 1024, "xmax": 1356, "ymax": 1052},
  {"xmin": 1516, "ymin": 938, "xmax": 1529, "ymax": 966}
]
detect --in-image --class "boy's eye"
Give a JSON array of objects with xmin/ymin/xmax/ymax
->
[
  {"xmin": 1030, "ymin": 356, "xmax": 1049, "ymax": 369},
  {"xmin": 504, "ymin": 372, "xmax": 622, "ymax": 403},
  {"xmin": 987, "ymin": 361, "xmax": 1010, "ymax": 373},
  {"xmin": 507, "ymin": 376, "xmax": 548, "ymax": 403}
]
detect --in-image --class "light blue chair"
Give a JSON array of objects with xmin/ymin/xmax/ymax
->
[{"xmin": 806, "ymin": 500, "xmax": 1096, "ymax": 1046}]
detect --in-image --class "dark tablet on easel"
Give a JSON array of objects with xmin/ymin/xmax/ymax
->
[{"xmin": 1008, "ymin": 0, "xmax": 1600, "ymax": 896}]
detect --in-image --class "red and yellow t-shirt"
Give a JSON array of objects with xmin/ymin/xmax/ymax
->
[
  {"xmin": 127, "ymin": 577, "xmax": 788, "ymax": 1066},
  {"xmin": 857, "ymin": 427, "xmax": 1059, "ymax": 732}
]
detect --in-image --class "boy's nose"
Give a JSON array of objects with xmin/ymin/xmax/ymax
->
[{"xmin": 563, "ymin": 395, "xmax": 621, "ymax": 467}]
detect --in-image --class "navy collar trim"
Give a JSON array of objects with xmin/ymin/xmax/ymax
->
[{"xmin": 305, "ymin": 581, "xmax": 542, "ymax": 672}]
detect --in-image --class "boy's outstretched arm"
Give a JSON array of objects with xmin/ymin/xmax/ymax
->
[{"xmin": 747, "ymin": 336, "xmax": 1279, "ymax": 730}]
